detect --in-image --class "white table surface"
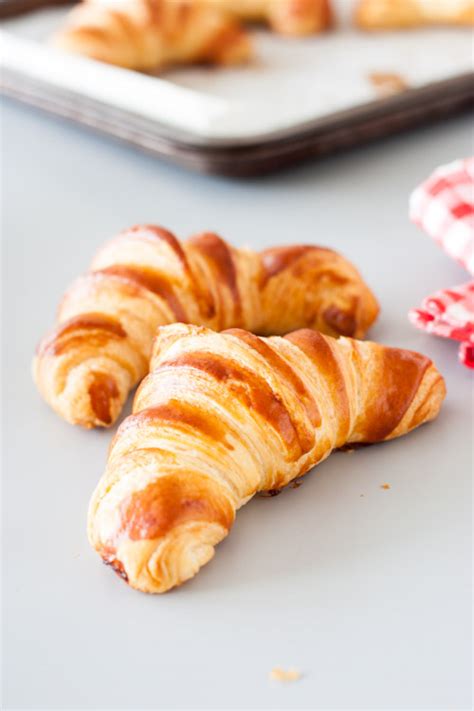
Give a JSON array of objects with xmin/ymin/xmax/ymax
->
[{"xmin": 1, "ymin": 97, "xmax": 472, "ymax": 710}]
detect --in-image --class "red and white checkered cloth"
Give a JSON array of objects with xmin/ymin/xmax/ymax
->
[
  {"xmin": 409, "ymin": 282, "xmax": 474, "ymax": 368},
  {"xmin": 410, "ymin": 157, "xmax": 474, "ymax": 275},
  {"xmin": 409, "ymin": 157, "xmax": 474, "ymax": 369}
]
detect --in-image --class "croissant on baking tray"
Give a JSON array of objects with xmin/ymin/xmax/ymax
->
[
  {"xmin": 356, "ymin": 0, "xmax": 474, "ymax": 29},
  {"xmin": 52, "ymin": 0, "xmax": 252, "ymax": 71},
  {"xmin": 89, "ymin": 323, "xmax": 446, "ymax": 593},
  {"xmin": 200, "ymin": 0, "xmax": 333, "ymax": 35},
  {"xmin": 33, "ymin": 225, "xmax": 379, "ymax": 428}
]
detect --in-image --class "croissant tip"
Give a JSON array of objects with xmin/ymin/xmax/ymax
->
[{"xmin": 102, "ymin": 556, "xmax": 129, "ymax": 584}]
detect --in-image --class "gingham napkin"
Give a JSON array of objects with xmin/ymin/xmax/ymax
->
[
  {"xmin": 410, "ymin": 157, "xmax": 474, "ymax": 275},
  {"xmin": 409, "ymin": 282, "xmax": 474, "ymax": 368},
  {"xmin": 408, "ymin": 158, "xmax": 474, "ymax": 369}
]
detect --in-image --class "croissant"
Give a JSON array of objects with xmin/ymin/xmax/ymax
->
[
  {"xmin": 200, "ymin": 0, "xmax": 333, "ymax": 35},
  {"xmin": 33, "ymin": 225, "xmax": 379, "ymax": 428},
  {"xmin": 355, "ymin": 0, "xmax": 474, "ymax": 29},
  {"xmin": 88, "ymin": 323, "xmax": 446, "ymax": 593},
  {"xmin": 52, "ymin": 0, "xmax": 252, "ymax": 71}
]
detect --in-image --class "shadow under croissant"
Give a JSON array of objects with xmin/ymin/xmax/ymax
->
[
  {"xmin": 258, "ymin": 443, "xmax": 375, "ymax": 496},
  {"xmin": 99, "ymin": 418, "xmax": 442, "ymax": 595}
]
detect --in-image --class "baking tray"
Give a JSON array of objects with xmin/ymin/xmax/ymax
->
[{"xmin": 1, "ymin": 0, "xmax": 473, "ymax": 176}]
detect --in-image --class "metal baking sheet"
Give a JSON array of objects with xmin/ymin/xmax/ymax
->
[{"xmin": 1, "ymin": 1, "xmax": 473, "ymax": 173}]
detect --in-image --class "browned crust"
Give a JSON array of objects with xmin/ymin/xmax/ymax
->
[
  {"xmin": 124, "ymin": 224, "xmax": 190, "ymax": 273},
  {"xmin": 117, "ymin": 401, "xmax": 235, "ymax": 449},
  {"xmin": 404, "ymin": 374, "xmax": 446, "ymax": 430},
  {"xmin": 355, "ymin": 0, "xmax": 474, "ymax": 29},
  {"xmin": 37, "ymin": 313, "xmax": 127, "ymax": 356},
  {"xmin": 159, "ymin": 350, "xmax": 310, "ymax": 457},
  {"xmin": 88, "ymin": 372, "xmax": 120, "ymax": 425},
  {"xmin": 323, "ymin": 304, "xmax": 357, "ymax": 337},
  {"xmin": 226, "ymin": 328, "xmax": 321, "ymax": 430},
  {"xmin": 269, "ymin": 0, "xmax": 333, "ymax": 34},
  {"xmin": 353, "ymin": 344, "xmax": 431, "ymax": 441},
  {"xmin": 116, "ymin": 472, "xmax": 234, "ymax": 542},
  {"xmin": 199, "ymin": 22, "xmax": 250, "ymax": 64},
  {"xmin": 259, "ymin": 245, "xmax": 334, "ymax": 286},
  {"xmin": 96, "ymin": 265, "xmax": 188, "ymax": 322},
  {"xmin": 188, "ymin": 232, "xmax": 242, "ymax": 322},
  {"xmin": 285, "ymin": 329, "xmax": 351, "ymax": 446}
]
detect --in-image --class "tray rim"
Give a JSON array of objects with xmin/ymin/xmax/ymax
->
[
  {"xmin": 2, "ymin": 0, "xmax": 473, "ymax": 175},
  {"xmin": 2, "ymin": 61, "xmax": 473, "ymax": 149}
]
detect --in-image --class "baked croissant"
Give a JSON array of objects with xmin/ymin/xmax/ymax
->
[
  {"xmin": 52, "ymin": 0, "xmax": 252, "ymax": 71},
  {"xmin": 356, "ymin": 0, "xmax": 474, "ymax": 29},
  {"xmin": 33, "ymin": 225, "xmax": 379, "ymax": 428},
  {"xmin": 200, "ymin": 0, "xmax": 332, "ymax": 35},
  {"xmin": 89, "ymin": 323, "xmax": 446, "ymax": 593}
]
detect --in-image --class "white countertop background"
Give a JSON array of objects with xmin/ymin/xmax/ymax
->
[{"xmin": 1, "ymin": 98, "xmax": 472, "ymax": 710}]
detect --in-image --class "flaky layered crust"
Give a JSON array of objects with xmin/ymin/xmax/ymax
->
[
  {"xmin": 356, "ymin": 0, "xmax": 474, "ymax": 29},
  {"xmin": 33, "ymin": 225, "xmax": 379, "ymax": 428},
  {"xmin": 52, "ymin": 0, "xmax": 251, "ymax": 70},
  {"xmin": 89, "ymin": 323, "xmax": 446, "ymax": 593},
  {"xmin": 201, "ymin": 0, "xmax": 332, "ymax": 35}
]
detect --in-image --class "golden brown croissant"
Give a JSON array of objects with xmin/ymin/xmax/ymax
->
[
  {"xmin": 33, "ymin": 225, "xmax": 379, "ymax": 429},
  {"xmin": 200, "ymin": 0, "xmax": 333, "ymax": 35},
  {"xmin": 52, "ymin": 0, "xmax": 252, "ymax": 71},
  {"xmin": 356, "ymin": 0, "xmax": 474, "ymax": 29},
  {"xmin": 89, "ymin": 323, "xmax": 446, "ymax": 593}
]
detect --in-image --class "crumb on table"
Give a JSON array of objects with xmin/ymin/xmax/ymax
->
[
  {"xmin": 291, "ymin": 478, "xmax": 303, "ymax": 488},
  {"xmin": 259, "ymin": 489, "xmax": 282, "ymax": 498},
  {"xmin": 380, "ymin": 483, "xmax": 391, "ymax": 490},
  {"xmin": 269, "ymin": 667, "xmax": 302, "ymax": 682},
  {"xmin": 369, "ymin": 72, "xmax": 408, "ymax": 97}
]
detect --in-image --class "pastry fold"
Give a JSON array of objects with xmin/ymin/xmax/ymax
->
[
  {"xmin": 52, "ymin": 0, "xmax": 252, "ymax": 70},
  {"xmin": 33, "ymin": 225, "xmax": 379, "ymax": 428},
  {"xmin": 89, "ymin": 323, "xmax": 446, "ymax": 593},
  {"xmin": 356, "ymin": 0, "xmax": 474, "ymax": 29}
]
